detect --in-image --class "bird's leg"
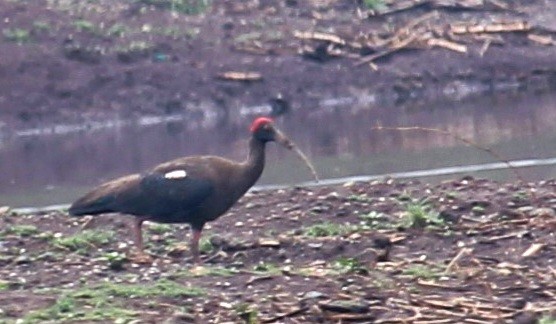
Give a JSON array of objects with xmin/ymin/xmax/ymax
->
[
  {"xmin": 132, "ymin": 217, "xmax": 145, "ymax": 251},
  {"xmin": 130, "ymin": 217, "xmax": 152, "ymax": 264},
  {"xmin": 190, "ymin": 227, "xmax": 203, "ymax": 264}
]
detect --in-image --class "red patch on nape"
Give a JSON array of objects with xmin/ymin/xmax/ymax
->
[{"xmin": 250, "ymin": 117, "xmax": 274, "ymax": 133}]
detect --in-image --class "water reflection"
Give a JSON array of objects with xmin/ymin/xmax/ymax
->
[{"xmin": 1, "ymin": 91, "xmax": 556, "ymax": 207}]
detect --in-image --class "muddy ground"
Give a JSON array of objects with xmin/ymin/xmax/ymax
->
[
  {"xmin": 1, "ymin": 0, "xmax": 556, "ymax": 130},
  {"xmin": 1, "ymin": 1, "xmax": 556, "ymax": 323},
  {"xmin": 0, "ymin": 177, "xmax": 555, "ymax": 323}
]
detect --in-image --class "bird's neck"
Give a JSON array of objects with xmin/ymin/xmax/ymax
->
[{"xmin": 240, "ymin": 137, "xmax": 266, "ymax": 189}]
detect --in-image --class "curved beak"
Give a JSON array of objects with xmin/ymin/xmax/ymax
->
[
  {"xmin": 273, "ymin": 127, "xmax": 294, "ymax": 150},
  {"xmin": 271, "ymin": 125, "xmax": 320, "ymax": 182}
]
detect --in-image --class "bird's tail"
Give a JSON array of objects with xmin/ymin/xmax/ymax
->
[{"xmin": 69, "ymin": 174, "xmax": 140, "ymax": 216}]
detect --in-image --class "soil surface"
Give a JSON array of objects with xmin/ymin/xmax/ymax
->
[
  {"xmin": 1, "ymin": 1, "xmax": 556, "ymax": 323},
  {"xmin": 1, "ymin": 0, "xmax": 556, "ymax": 130},
  {"xmin": 0, "ymin": 177, "xmax": 555, "ymax": 323}
]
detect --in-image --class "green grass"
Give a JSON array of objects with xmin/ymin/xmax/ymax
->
[
  {"xmin": 74, "ymin": 279, "xmax": 204, "ymax": 299},
  {"xmin": 2, "ymin": 224, "xmax": 39, "ymax": 237},
  {"xmin": 362, "ymin": 0, "xmax": 386, "ymax": 10},
  {"xmin": 358, "ymin": 211, "xmax": 391, "ymax": 230},
  {"xmin": 25, "ymin": 279, "xmax": 203, "ymax": 322},
  {"xmin": 147, "ymin": 223, "xmax": 172, "ymax": 234},
  {"xmin": 135, "ymin": 0, "xmax": 212, "ymax": 15},
  {"xmin": 303, "ymin": 221, "xmax": 352, "ymax": 237},
  {"xmin": 402, "ymin": 264, "xmax": 442, "ymax": 280},
  {"xmin": 32, "ymin": 21, "xmax": 51, "ymax": 32},
  {"xmin": 334, "ymin": 257, "xmax": 368, "ymax": 274},
  {"xmin": 540, "ymin": 316, "xmax": 556, "ymax": 324},
  {"xmin": 73, "ymin": 19, "xmax": 96, "ymax": 33},
  {"xmin": 114, "ymin": 40, "xmax": 153, "ymax": 54},
  {"xmin": 176, "ymin": 265, "xmax": 238, "ymax": 277},
  {"xmin": 53, "ymin": 230, "xmax": 113, "ymax": 254},
  {"xmin": 253, "ymin": 262, "xmax": 282, "ymax": 275},
  {"xmin": 0, "ymin": 281, "xmax": 9, "ymax": 291},
  {"xmin": 400, "ymin": 200, "xmax": 445, "ymax": 229},
  {"xmin": 348, "ymin": 194, "xmax": 373, "ymax": 203},
  {"xmin": 24, "ymin": 296, "xmax": 135, "ymax": 323},
  {"xmin": 103, "ymin": 251, "xmax": 127, "ymax": 270},
  {"xmin": 3, "ymin": 28, "xmax": 31, "ymax": 43},
  {"xmin": 199, "ymin": 236, "xmax": 214, "ymax": 254},
  {"xmin": 235, "ymin": 303, "xmax": 259, "ymax": 324},
  {"xmin": 106, "ymin": 23, "xmax": 128, "ymax": 37}
]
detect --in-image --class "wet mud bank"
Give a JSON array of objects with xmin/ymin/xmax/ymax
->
[{"xmin": 0, "ymin": 0, "xmax": 555, "ymax": 131}]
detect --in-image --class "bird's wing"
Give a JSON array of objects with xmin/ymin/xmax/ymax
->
[
  {"xmin": 139, "ymin": 167, "xmax": 214, "ymax": 214},
  {"xmin": 70, "ymin": 158, "xmax": 218, "ymax": 219}
]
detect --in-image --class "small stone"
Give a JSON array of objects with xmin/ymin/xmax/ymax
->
[
  {"xmin": 167, "ymin": 244, "xmax": 189, "ymax": 257},
  {"xmin": 318, "ymin": 300, "xmax": 369, "ymax": 313},
  {"xmin": 326, "ymin": 192, "xmax": 340, "ymax": 200},
  {"xmin": 15, "ymin": 255, "xmax": 31, "ymax": 264},
  {"xmin": 517, "ymin": 206, "xmax": 534, "ymax": 213},
  {"xmin": 245, "ymin": 203, "xmax": 259, "ymax": 209},
  {"xmin": 530, "ymin": 208, "xmax": 556, "ymax": 218},
  {"xmin": 258, "ymin": 239, "xmax": 280, "ymax": 247},
  {"xmin": 304, "ymin": 291, "xmax": 326, "ymax": 299},
  {"xmin": 234, "ymin": 221, "xmax": 244, "ymax": 227},
  {"xmin": 308, "ymin": 242, "xmax": 323, "ymax": 249}
]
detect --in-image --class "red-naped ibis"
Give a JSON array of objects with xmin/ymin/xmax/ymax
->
[{"xmin": 69, "ymin": 117, "xmax": 317, "ymax": 263}]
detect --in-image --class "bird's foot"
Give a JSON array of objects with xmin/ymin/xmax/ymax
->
[{"xmin": 129, "ymin": 251, "xmax": 154, "ymax": 264}]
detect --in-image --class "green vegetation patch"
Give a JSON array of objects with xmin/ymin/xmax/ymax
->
[
  {"xmin": 176, "ymin": 265, "xmax": 238, "ymax": 277},
  {"xmin": 53, "ymin": 230, "xmax": 113, "ymax": 253},
  {"xmin": 400, "ymin": 200, "xmax": 445, "ymax": 229},
  {"xmin": 253, "ymin": 262, "xmax": 282, "ymax": 275},
  {"xmin": 2, "ymin": 224, "xmax": 39, "ymax": 237},
  {"xmin": 147, "ymin": 223, "xmax": 172, "ymax": 234},
  {"xmin": 24, "ymin": 279, "xmax": 203, "ymax": 322},
  {"xmin": 402, "ymin": 264, "xmax": 443, "ymax": 280},
  {"xmin": 334, "ymin": 257, "xmax": 369, "ymax": 275},
  {"xmin": 3, "ymin": 28, "xmax": 31, "ymax": 43},
  {"xmin": 74, "ymin": 279, "xmax": 204, "ymax": 299},
  {"xmin": 135, "ymin": 0, "xmax": 212, "ymax": 15},
  {"xmin": 358, "ymin": 211, "xmax": 392, "ymax": 230},
  {"xmin": 540, "ymin": 316, "xmax": 556, "ymax": 324},
  {"xmin": 303, "ymin": 221, "xmax": 353, "ymax": 237}
]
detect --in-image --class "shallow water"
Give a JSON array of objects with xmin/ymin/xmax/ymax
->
[{"xmin": 1, "ymin": 91, "xmax": 556, "ymax": 208}]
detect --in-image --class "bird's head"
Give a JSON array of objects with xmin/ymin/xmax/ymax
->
[
  {"xmin": 250, "ymin": 117, "xmax": 320, "ymax": 182},
  {"xmin": 250, "ymin": 117, "xmax": 294, "ymax": 149}
]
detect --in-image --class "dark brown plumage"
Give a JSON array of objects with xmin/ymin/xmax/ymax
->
[{"xmin": 69, "ymin": 117, "xmax": 294, "ymax": 263}]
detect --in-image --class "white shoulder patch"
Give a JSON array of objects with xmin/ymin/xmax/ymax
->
[{"xmin": 164, "ymin": 170, "xmax": 187, "ymax": 179}]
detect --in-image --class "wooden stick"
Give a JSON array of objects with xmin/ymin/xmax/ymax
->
[
  {"xmin": 445, "ymin": 247, "xmax": 473, "ymax": 274},
  {"xmin": 217, "ymin": 71, "xmax": 262, "ymax": 81},
  {"xmin": 451, "ymin": 21, "xmax": 530, "ymax": 34},
  {"xmin": 521, "ymin": 243, "xmax": 545, "ymax": 258},
  {"xmin": 479, "ymin": 39, "xmax": 492, "ymax": 56},
  {"xmin": 356, "ymin": 33, "xmax": 420, "ymax": 66},
  {"xmin": 528, "ymin": 34, "xmax": 555, "ymax": 46},
  {"xmin": 427, "ymin": 37, "xmax": 468, "ymax": 53},
  {"xmin": 293, "ymin": 31, "xmax": 346, "ymax": 46}
]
